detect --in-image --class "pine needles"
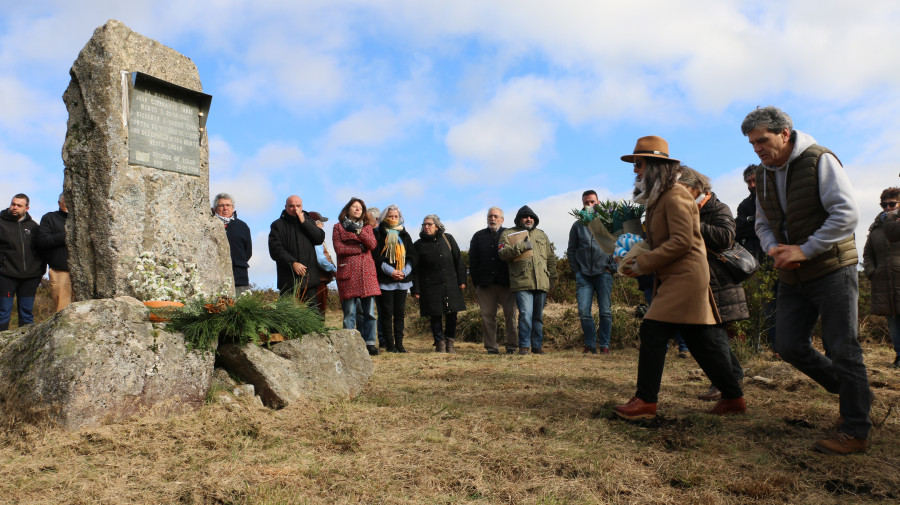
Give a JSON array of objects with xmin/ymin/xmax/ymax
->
[{"xmin": 161, "ymin": 294, "xmax": 325, "ymax": 351}]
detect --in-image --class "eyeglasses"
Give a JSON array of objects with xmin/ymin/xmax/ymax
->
[
  {"xmin": 633, "ymin": 160, "xmax": 644, "ymax": 170},
  {"xmin": 881, "ymin": 201, "xmax": 899, "ymax": 209}
]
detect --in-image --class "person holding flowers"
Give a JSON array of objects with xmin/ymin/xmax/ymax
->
[
  {"xmin": 613, "ymin": 136, "xmax": 746, "ymax": 420},
  {"xmin": 567, "ymin": 190, "xmax": 617, "ymax": 354}
]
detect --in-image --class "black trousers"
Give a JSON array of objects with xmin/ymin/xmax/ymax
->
[
  {"xmin": 636, "ymin": 319, "xmax": 743, "ymax": 403},
  {"xmin": 430, "ymin": 312, "xmax": 458, "ymax": 343},
  {"xmin": 376, "ymin": 289, "xmax": 407, "ymax": 347}
]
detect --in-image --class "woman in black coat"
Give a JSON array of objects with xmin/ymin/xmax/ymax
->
[
  {"xmin": 412, "ymin": 214, "xmax": 467, "ymax": 353},
  {"xmin": 679, "ymin": 167, "xmax": 747, "ymax": 401},
  {"xmin": 373, "ymin": 205, "xmax": 417, "ymax": 353}
]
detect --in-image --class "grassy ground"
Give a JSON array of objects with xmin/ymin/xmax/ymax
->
[{"xmin": 0, "ymin": 300, "xmax": 898, "ymax": 504}]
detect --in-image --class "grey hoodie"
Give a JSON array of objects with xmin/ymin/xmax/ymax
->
[{"xmin": 754, "ymin": 130, "xmax": 859, "ymax": 260}]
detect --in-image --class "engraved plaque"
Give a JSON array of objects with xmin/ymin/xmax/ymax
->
[{"xmin": 127, "ymin": 73, "xmax": 211, "ymax": 176}]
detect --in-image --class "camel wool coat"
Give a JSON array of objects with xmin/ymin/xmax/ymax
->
[{"xmin": 635, "ymin": 184, "xmax": 719, "ymax": 325}]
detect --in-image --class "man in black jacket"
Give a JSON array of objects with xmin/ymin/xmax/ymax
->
[
  {"xmin": 735, "ymin": 165, "xmax": 764, "ymax": 262},
  {"xmin": 213, "ymin": 193, "xmax": 252, "ymax": 296},
  {"xmin": 469, "ymin": 207, "xmax": 518, "ymax": 354},
  {"xmin": 0, "ymin": 194, "xmax": 45, "ymax": 330},
  {"xmin": 268, "ymin": 195, "xmax": 325, "ymax": 298},
  {"xmin": 36, "ymin": 193, "xmax": 70, "ymax": 312}
]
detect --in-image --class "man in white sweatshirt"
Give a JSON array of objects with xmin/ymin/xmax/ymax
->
[{"xmin": 743, "ymin": 106, "xmax": 871, "ymax": 455}]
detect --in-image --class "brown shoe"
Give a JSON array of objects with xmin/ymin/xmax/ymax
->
[
  {"xmin": 697, "ymin": 385, "xmax": 722, "ymax": 401},
  {"xmin": 706, "ymin": 397, "xmax": 747, "ymax": 416},
  {"xmin": 814, "ymin": 432, "xmax": 869, "ymax": 455},
  {"xmin": 446, "ymin": 339, "xmax": 457, "ymax": 354},
  {"xmin": 517, "ymin": 347, "xmax": 531, "ymax": 355},
  {"xmin": 435, "ymin": 341, "xmax": 446, "ymax": 353},
  {"xmin": 532, "ymin": 348, "xmax": 546, "ymax": 355},
  {"xmin": 613, "ymin": 397, "xmax": 657, "ymax": 420}
]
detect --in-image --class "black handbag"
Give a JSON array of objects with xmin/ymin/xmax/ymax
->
[{"xmin": 713, "ymin": 243, "xmax": 759, "ymax": 282}]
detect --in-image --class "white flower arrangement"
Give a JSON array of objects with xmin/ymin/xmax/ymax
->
[{"xmin": 128, "ymin": 251, "xmax": 204, "ymax": 302}]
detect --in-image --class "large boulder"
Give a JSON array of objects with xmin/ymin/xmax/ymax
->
[
  {"xmin": 0, "ymin": 297, "xmax": 214, "ymax": 429},
  {"xmin": 216, "ymin": 329, "xmax": 373, "ymax": 408}
]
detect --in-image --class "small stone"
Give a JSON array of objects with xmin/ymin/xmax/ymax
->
[{"xmin": 233, "ymin": 384, "xmax": 255, "ymax": 397}]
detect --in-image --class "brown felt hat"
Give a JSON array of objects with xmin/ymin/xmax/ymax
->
[
  {"xmin": 621, "ymin": 135, "xmax": 680, "ymax": 163},
  {"xmin": 308, "ymin": 211, "xmax": 328, "ymax": 222}
]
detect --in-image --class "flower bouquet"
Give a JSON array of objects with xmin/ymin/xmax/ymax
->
[
  {"xmin": 570, "ymin": 200, "xmax": 645, "ymax": 254},
  {"xmin": 128, "ymin": 251, "xmax": 203, "ymax": 303}
]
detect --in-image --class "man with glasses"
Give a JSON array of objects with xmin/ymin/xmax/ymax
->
[
  {"xmin": 469, "ymin": 207, "xmax": 518, "ymax": 354},
  {"xmin": 213, "ymin": 193, "xmax": 253, "ymax": 296},
  {"xmin": 743, "ymin": 106, "xmax": 871, "ymax": 455}
]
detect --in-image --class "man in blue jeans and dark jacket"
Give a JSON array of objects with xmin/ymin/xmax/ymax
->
[
  {"xmin": 567, "ymin": 190, "xmax": 617, "ymax": 354},
  {"xmin": 0, "ymin": 193, "xmax": 45, "ymax": 330}
]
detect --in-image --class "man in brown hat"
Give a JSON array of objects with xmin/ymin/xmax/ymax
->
[
  {"xmin": 614, "ymin": 136, "xmax": 746, "ymax": 420},
  {"xmin": 743, "ymin": 106, "xmax": 871, "ymax": 455}
]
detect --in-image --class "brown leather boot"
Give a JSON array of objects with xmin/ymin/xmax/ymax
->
[
  {"xmin": 706, "ymin": 397, "xmax": 747, "ymax": 416},
  {"xmin": 613, "ymin": 397, "xmax": 657, "ymax": 420},
  {"xmin": 435, "ymin": 341, "xmax": 445, "ymax": 353},
  {"xmin": 814, "ymin": 432, "xmax": 869, "ymax": 455},
  {"xmin": 445, "ymin": 338, "xmax": 457, "ymax": 354},
  {"xmin": 697, "ymin": 385, "xmax": 722, "ymax": 401}
]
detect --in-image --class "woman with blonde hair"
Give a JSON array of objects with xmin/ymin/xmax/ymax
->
[{"xmin": 373, "ymin": 205, "xmax": 416, "ymax": 353}]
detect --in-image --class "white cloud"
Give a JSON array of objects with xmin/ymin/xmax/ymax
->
[
  {"xmin": 244, "ymin": 142, "xmax": 305, "ymax": 173},
  {"xmin": 323, "ymin": 106, "xmax": 402, "ymax": 149},
  {"xmin": 445, "ymin": 85, "xmax": 554, "ymax": 174},
  {"xmin": 221, "ymin": 37, "xmax": 346, "ymax": 113},
  {"xmin": 0, "ymin": 76, "xmax": 66, "ymax": 140}
]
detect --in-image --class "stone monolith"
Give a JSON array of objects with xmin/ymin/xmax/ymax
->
[{"xmin": 62, "ymin": 19, "xmax": 232, "ymax": 301}]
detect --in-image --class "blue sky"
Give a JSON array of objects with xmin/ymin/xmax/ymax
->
[{"xmin": 2, "ymin": 1, "xmax": 900, "ymax": 288}]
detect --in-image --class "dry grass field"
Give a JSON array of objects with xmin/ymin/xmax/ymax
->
[{"xmin": 1, "ymin": 300, "xmax": 898, "ymax": 505}]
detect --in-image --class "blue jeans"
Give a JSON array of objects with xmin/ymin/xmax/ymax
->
[
  {"xmin": 515, "ymin": 290, "xmax": 547, "ymax": 349},
  {"xmin": 0, "ymin": 275, "xmax": 40, "ymax": 330},
  {"xmin": 887, "ymin": 315, "xmax": 900, "ymax": 359},
  {"xmin": 775, "ymin": 266, "xmax": 871, "ymax": 439},
  {"xmin": 342, "ymin": 296, "xmax": 377, "ymax": 345},
  {"xmin": 575, "ymin": 271, "xmax": 613, "ymax": 349}
]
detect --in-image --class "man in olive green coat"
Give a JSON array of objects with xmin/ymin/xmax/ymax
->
[{"xmin": 498, "ymin": 206, "xmax": 557, "ymax": 354}]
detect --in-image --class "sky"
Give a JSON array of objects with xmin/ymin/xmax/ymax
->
[{"xmin": 2, "ymin": 0, "xmax": 900, "ymax": 288}]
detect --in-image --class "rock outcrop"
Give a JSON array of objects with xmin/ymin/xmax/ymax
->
[
  {"xmin": 0, "ymin": 297, "xmax": 214, "ymax": 429},
  {"xmin": 216, "ymin": 329, "xmax": 373, "ymax": 408}
]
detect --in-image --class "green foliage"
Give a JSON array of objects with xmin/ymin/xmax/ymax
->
[
  {"xmin": 549, "ymin": 254, "xmax": 576, "ymax": 304},
  {"xmin": 160, "ymin": 293, "xmax": 325, "ymax": 351},
  {"xmin": 731, "ymin": 262, "xmax": 778, "ymax": 352},
  {"xmin": 569, "ymin": 200, "xmax": 645, "ymax": 233}
]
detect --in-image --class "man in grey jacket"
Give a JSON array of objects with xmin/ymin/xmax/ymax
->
[
  {"xmin": 745, "ymin": 105, "xmax": 871, "ymax": 455},
  {"xmin": 567, "ymin": 190, "xmax": 616, "ymax": 354}
]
